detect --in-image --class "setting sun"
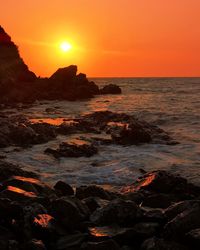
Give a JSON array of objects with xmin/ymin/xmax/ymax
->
[{"xmin": 60, "ymin": 41, "xmax": 72, "ymax": 52}]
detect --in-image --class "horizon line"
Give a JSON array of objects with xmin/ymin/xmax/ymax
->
[{"xmin": 88, "ymin": 76, "xmax": 200, "ymax": 79}]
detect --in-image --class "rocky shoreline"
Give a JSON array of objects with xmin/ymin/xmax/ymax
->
[
  {"xmin": 0, "ymin": 160, "xmax": 199, "ymax": 250},
  {"xmin": 0, "ymin": 110, "xmax": 177, "ymax": 151},
  {"xmin": 0, "ymin": 109, "xmax": 198, "ymax": 249}
]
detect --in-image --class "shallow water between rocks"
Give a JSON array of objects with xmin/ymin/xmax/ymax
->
[{"xmin": 1, "ymin": 77, "xmax": 200, "ymax": 191}]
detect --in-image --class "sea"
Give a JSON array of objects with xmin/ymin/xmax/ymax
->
[{"xmin": 2, "ymin": 77, "xmax": 200, "ymax": 190}]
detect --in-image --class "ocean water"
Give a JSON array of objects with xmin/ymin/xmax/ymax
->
[{"xmin": 2, "ymin": 77, "xmax": 200, "ymax": 190}]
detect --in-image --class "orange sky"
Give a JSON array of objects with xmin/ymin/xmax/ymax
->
[{"xmin": 1, "ymin": 0, "xmax": 200, "ymax": 77}]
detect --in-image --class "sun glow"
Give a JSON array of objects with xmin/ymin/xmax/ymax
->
[{"xmin": 60, "ymin": 41, "xmax": 72, "ymax": 52}]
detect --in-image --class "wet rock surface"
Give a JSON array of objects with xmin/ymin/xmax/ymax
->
[
  {"xmin": 0, "ymin": 163, "xmax": 199, "ymax": 249},
  {"xmin": 0, "ymin": 111, "xmax": 177, "ymax": 150}
]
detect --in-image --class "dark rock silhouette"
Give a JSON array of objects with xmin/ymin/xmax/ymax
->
[
  {"xmin": 0, "ymin": 26, "xmax": 36, "ymax": 83},
  {"xmin": 0, "ymin": 26, "xmax": 123, "ymax": 104},
  {"xmin": 0, "ymin": 26, "xmax": 36, "ymax": 103},
  {"xmin": 100, "ymin": 84, "xmax": 122, "ymax": 94}
]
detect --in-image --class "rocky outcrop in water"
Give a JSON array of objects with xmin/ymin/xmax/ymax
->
[
  {"xmin": 0, "ymin": 111, "xmax": 177, "ymax": 149},
  {"xmin": 0, "ymin": 161, "xmax": 199, "ymax": 249},
  {"xmin": 100, "ymin": 84, "xmax": 122, "ymax": 94}
]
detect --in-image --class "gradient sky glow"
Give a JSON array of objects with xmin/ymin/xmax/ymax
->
[{"xmin": 1, "ymin": 0, "xmax": 200, "ymax": 77}]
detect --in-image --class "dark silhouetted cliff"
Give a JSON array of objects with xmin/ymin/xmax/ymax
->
[
  {"xmin": 0, "ymin": 26, "xmax": 36, "ymax": 102},
  {"xmin": 0, "ymin": 26, "xmax": 121, "ymax": 104}
]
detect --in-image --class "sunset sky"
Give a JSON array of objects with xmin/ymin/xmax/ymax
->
[{"xmin": 1, "ymin": 0, "xmax": 200, "ymax": 77}]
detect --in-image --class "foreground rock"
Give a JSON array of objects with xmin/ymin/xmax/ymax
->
[{"xmin": 0, "ymin": 163, "xmax": 199, "ymax": 249}]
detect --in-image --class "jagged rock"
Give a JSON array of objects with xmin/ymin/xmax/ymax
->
[
  {"xmin": 0, "ymin": 26, "xmax": 36, "ymax": 103},
  {"xmin": 100, "ymin": 84, "xmax": 122, "ymax": 94},
  {"xmin": 54, "ymin": 181, "xmax": 74, "ymax": 197},
  {"xmin": 0, "ymin": 26, "xmax": 36, "ymax": 83}
]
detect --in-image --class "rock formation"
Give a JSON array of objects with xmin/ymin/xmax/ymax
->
[
  {"xmin": 0, "ymin": 26, "xmax": 36, "ymax": 103},
  {"xmin": 0, "ymin": 25, "xmax": 121, "ymax": 104}
]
